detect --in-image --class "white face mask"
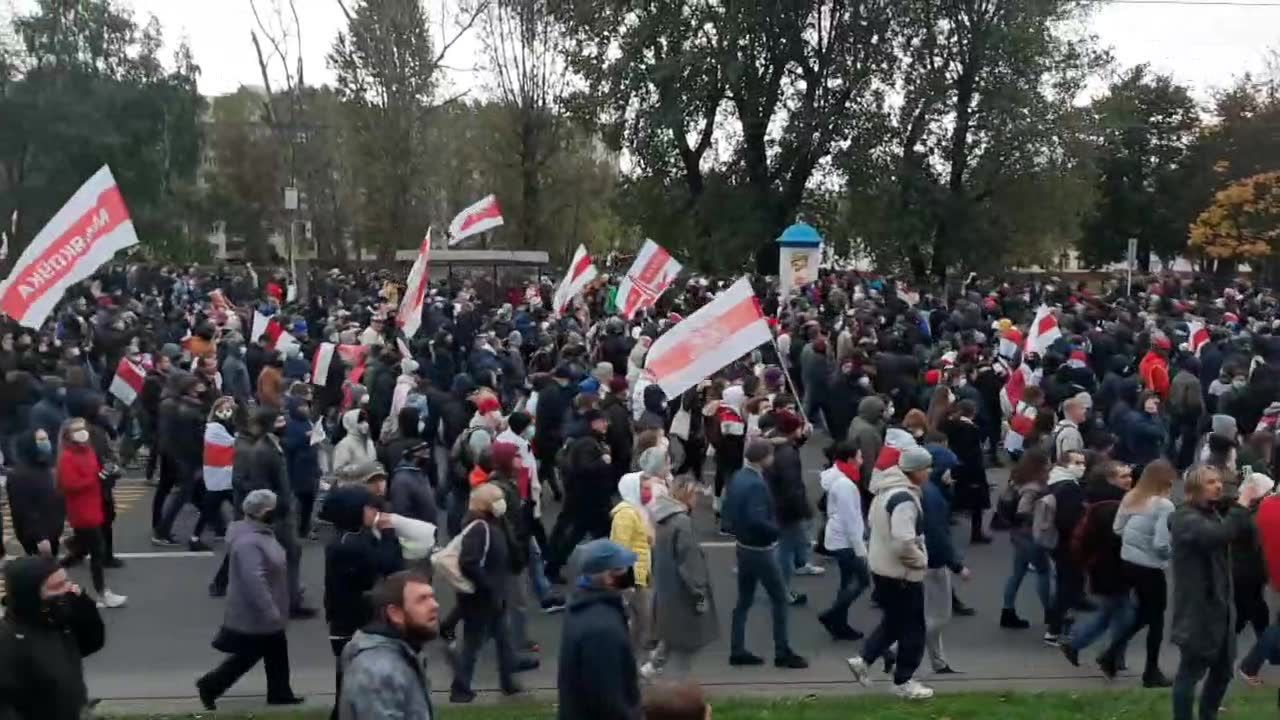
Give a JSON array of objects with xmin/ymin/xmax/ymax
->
[
  {"xmin": 70, "ymin": 429, "xmax": 90, "ymax": 444},
  {"xmin": 491, "ymin": 498, "xmax": 507, "ymax": 517},
  {"xmin": 358, "ymin": 422, "xmax": 370, "ymax": 434},
  {"xmin": 1066, "ymin": 464, "xmax": 1085, "ymax": 480},
  {"xmin": 215, "ymin": 408, "xmax": 235, "ymax": 421}
]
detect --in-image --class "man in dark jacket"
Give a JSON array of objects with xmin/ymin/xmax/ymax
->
[
  {"xmin": 766, "ymin": 411, "xmax": 819, "ymax": 605},
  {"xmin": 557, "ymin": 539, "xmax": 641, "ymax": 720},
  {"xmin": 387, "ymin": 442, "xmax": 438, "ymax": 526},
  {"xmin": 545, "ymin": 410, "xmax": 614, "ymax": 582},
  {"xmin": 0, "ymin": 557, "xmax": 105, "ymax": 720},
  {"xmin": 1045, "ymin": 449, "xmax": 1089, "ymax": 644},
  {"xmin": 600, "ymin": 378, "xmax": 633, "ymax": 477},
  {"xmin": 1170, "ymin": 465, "xmax": 1259, "ymax": 720},
  {"xmin": 282, "ymin": 396, "xmax": 322, "ymax": 539},
  {"xmin": 722, "ymin": 439, "xmax": 808, "ymax": 669},
  {"xmin": 220, "ymin": 339, "xmax": 252, "ymax": 407},
  {"xmin": 533, "ymin": 369, "xmax": 574, "ymax": 500},
  {"xmin": 154, "ymin": 372, "xmax": 209, "ymax": 547},
  {"xmin": 320, "ymin": 485, "xmax": 403, "ymax": 719}
]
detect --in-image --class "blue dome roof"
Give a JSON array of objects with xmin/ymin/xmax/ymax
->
[{"xmin": 776, "ymin": 222, "xmax": 823, "ymax": 247}]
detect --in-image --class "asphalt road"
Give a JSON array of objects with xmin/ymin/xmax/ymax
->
[{"xmin": 4, "ymin": 439, "xmax": 1198, "ymax": 714}]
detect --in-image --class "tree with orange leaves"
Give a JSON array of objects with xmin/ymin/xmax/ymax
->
[{"xmin": 1189, "ymin": 171, "xmax": 1280, "ymax": 260}]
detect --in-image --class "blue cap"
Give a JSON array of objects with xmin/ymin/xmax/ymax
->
[{"xmin": 578, "ymin": 539, "xmax": 637, "ymax": 575}]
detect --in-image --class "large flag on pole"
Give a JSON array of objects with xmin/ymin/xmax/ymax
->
[
  {"xmin": 1024, "ymin": 305, "xmax": 1061, "ymax": 355},
  {"xmin": 251, "ymin": 310, "xmax": 299, "ymax": 353},
  {"xmin": 398, "ymin": 229, "xmax": 432, "ymax": 337},
  {"xmin": 643, "ymin": 278, "xmax": 771, "ymax": 399},
  {"xmin": 0, "ymin": 167, "xmax": 139, "ymax": 329},
  {"xmin": 616, "ymin": 239, "xmax": 682, "ymax": 320},
  {"xmin": 553, "ymin": 244, "xmax": 598, "ymax": 315},
  {"xmin": 448, "ymin": 195, "xmax": 504, "ymax": 246}
]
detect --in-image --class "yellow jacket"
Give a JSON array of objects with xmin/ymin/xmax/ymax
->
[{"xmin": 610, "ymin": 501, "xmax": 653, "ymax": 587}]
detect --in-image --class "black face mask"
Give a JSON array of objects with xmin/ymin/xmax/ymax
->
[
  {"xmin": 615, "ymin": 567, "xmax": 636, "ymax": 590},
  {"xmin": 42, "ymin": 591, "xmax": 78, "ymax": 627}
]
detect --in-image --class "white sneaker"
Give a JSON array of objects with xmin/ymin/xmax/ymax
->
[
  {"xmin": 893, "ymin": 679, "xmax": 934, "ymax": 700},
  {"xmin": 98, "ymin": 590, "xmax": 128, "ymax": 609},
  {"xmin": 846, "ymin": 656, "xmax": 872, "ymax": 687},
  {"xmin": 795, "ymin": 564, "xmax": 826, "ymax": 576}
]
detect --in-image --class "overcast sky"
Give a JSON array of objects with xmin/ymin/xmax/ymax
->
[{"xmin": 7, "ymin": 0, "xmax": 1280, "ymax": 102}]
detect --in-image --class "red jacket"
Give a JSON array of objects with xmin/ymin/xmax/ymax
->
[
  {"xmin": 1138, "ymin": 351, "xmax": 1170, "ymax": 399},
  {"xmin": 57, "ymin": 445, "xmax": 104, "ymax": 530},
  {"xmin": 1257, "ymin": 496, "xmax": 1280, "ymax": 592}
]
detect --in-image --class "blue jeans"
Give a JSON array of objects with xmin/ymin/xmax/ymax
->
[
  {"xmin": 820, "ymin": 549, "xmax": 870, "ymax": 626},
  {"xmin": 1068, "ymin": 593, "xmax": 1134, "ymax": 653},
  {"xmin": 527, "ymin": 538, "xmax": 552, "ymax": 602},
  {"xmin": 1003, "ymin": 531, "xmax": 1052, "ymax": 616},
  {"xmin": 730, "ymin": 545, "xmax": 791, "ymax": 658},
  {"xmin": 777, "ymin": 522, "xmax": 811, "ymax": 590},
  {"xmin": 1240, "ymin": 614, "xmax": 1280, "ymax": 676}
]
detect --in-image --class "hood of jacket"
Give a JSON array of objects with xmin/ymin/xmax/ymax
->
[
  {"xmin": 857, "ymin": 395, "xmax": 886, "ymax": 422},
  {"xmin": 319, "ymin": 485, "xmax": 373, "ymax": 532},
  {"xmin": 648, "ymin": 493, "xmax": 687, "ymax": 524},
  {"xmin": 341, "ymin": 408, "xmax": 365, "ymax": 436},
  {"xmin": 884, "ymin": 427, "xmax": 918, "ymax": 451},
  {"xmin": 869, "ymin": 464, "xmax": 913, "ymax": 496},
  {"xmin": 819, "ymin": 465, "xmax": 853, "ymax": 494},
  {"xmin": 345, "ymin": 621, "xmax": 423, "ymax": 663},
  {"xmin": 1048, "ymin": 465, "xmax": 1079, "ymax": 487}
]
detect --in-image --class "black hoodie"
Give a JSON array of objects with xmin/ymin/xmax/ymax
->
[
  {"xmin": 320, "ymin": 487, "xmax": 403, "ymax": 638},
  {"xmin": 6, "ymin": 433, "xmax": 66, "ymax": 553}
]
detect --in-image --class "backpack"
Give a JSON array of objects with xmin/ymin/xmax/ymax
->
[
  {"xmin": 555, "ymin": 442, "xmax": 576, "ymax": 477},
  {"xmin": 995, "ymin": 483, "xmax": 1021, "ymax": 529},
  {"xmin": 1031, "ymin": 489, "xmax": 1060, "ymax": 550},
  {"xmin": 1069, "ymin": 500, "xmax": 1119, "ymax": 572},
  {"xmin": 430, "ymin": 520, "xmax": 489, "ymax": 594},
  {"xmin": 450, "ymin": 426, "xmax": 493, "ymax": 476}
]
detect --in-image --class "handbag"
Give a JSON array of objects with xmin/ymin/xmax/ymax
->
[{"xmin": 430, "ymin": 520, "xmax": 488, "ymax": 594}]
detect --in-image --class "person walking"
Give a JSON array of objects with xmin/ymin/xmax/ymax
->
[
  {"xmin": 816, "ymin": 442, "xmax": 869, "ymax": 641},
  {"xmin": 920, "ymin": 448, "xmax": 971, "ymax": 675},
  {"xmin": 557, "ymin": 539, "xmax": 643, "ymax": 720},
  {"xmin": 611, "ymin": 450, "xmax": 662, "ymax": 654},
  {"xmin": 153, "ymin": 373, "xmax": 208, "ymax": 546},
  {"xmin": 767, "ymin": 410, "xmax": 822, "ymax": 606},
  {"xmin": 722, "ymin": 439, "xmax": 808, "ymax": 669},
  {"xmin": 845, "ymin": 447, "xmax": 934, "ymax": 700},
  {"xmin": 1042, "ymin": 448, "xmax": 1088, "ymax": 646},
  {"xmin": 197, "ymin": 397, "xmax": 240, "ymax": 550},
  {"xmin": 196, "ymin": 489, "xmax": 304, "ymax": 710},
  {"xmin": 643, "ymin": 474, "xmax": 718, "ymax": 680},
  {"xmin": 942, "ymin": 399, "xmax": 992, "ymax": 544},
  {"xmin": 6, "ymin": 428, "xmax": 65, "ymax": 558},
  {"xmin": 282, "ymin": 396, "xmax": 321, "ymax": 540},
  {"xmin": 998, "ymin": 448, "xmax": 1052, "ymax": 629},
  {"xmin": 0, "ymin": 557, "xmax": 106, "ymax": 720},
  {"xmin": 338, "ymin": 571, "xmax": 441, "ymax": 720},
  {"xmin": 1106, "ymin": 459, "xmax": 1176, "ymax": 688},
  {"xmin": 321, "ymin": 485, "xmax": 404, "ymax": 718},
  {"xmin": 56, "ymin": 419, "xmax": 127, "ymax": 609},
  {"xmin": 1170, "ymin": 465, "xmax": 1260, "ymax": 720}
]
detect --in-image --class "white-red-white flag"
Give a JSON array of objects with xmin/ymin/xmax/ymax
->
[
  {"xmin": 617, "ymin": 240, "xmax": 682, "ymax": 320},
  {"xmin": 312, "ymin": 342, "xmax": 336, "ymax": 384},
  {"xmin": 203, "ymin": 422, "xmax": 236, "ymax": 492},
  {"xmin": 447, "ymin": 195, "xmax": 504, "ymax": 245},
  {"xmin": 553, "ymin": 244, "xmax": 598, "ymax": 315},
  {"xmin": 109, "ymin": 357, "xmax": 146, "ymax": 405},
  {"xmin": 398, "ymin": 230, "xmax": 432, "ymax": 337},
  {"xmin": 1024, "ymin": 305, "xmax": 1061, "ymax": 355},
  {"xmin": 643, "ymin": 278, "xmax": 770, "ymax": 399},
  {"xmin": 0, "ymin": 167, "xmax": 139, "ymax": 329},
  {"xmin": 251, "ymin": 311, "xmax": 299, "ymax": 353},
  {"xmin": 1188, "ymin": 320, "xmax": 1210, "ymax": 356}
]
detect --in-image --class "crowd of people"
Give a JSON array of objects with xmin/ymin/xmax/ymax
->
[{"xmin": 1, "ymin": 261, "xmax": 1280, "ymax": 720}]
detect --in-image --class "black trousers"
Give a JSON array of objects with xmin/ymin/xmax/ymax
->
[
  {"xmin": 295, "ymin": 491, "xmax": 316, "ymax": 537},
  {"xmin": 1048, "ymin": 551, "xmax": 1084, "ymax": 636},
  {"xmin": 860, "ymin": 574, "xmax": 926, "ymax": 685},
  {"xmin": 330, "ymin": 636, "xmax": 351, "ymax": 720},
  {"xmin": 151, "ymin": 455, "xmax": 175, "ymax": 531},
  {"xmin": 1236, "ymin": 578, "xmax": 1270, "ymax": 639},
  {"xmin": 61, "ymin": 527, "xmax": 106, "ymax": 594},
  {"xmin": 198, "ymin": 630, "xmax": 294, "ymax": 702},
  {"xmin": 1108, "ymin": 562, "xmax": 1167, "ymax": 673}
]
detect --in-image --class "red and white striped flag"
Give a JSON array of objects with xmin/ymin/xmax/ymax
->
[
  {"xmin": 202, "ymin": 422, "xmax": 236, "ymax": 492},
  {"xmin": 617, "ymin": 240, "xmax": 682, "ymax": 320},
  {"xmin": 1188, "ymin": 320, "xmax": 1210, "ymax": 356},
  {"xmin": 398, "ymin": 230, "xmax": 432, "ymax": 338},
  {"xmin": 109, "ymin": 357, "xmax": 146, "ymax": 405},
  {"xmin": 448, "ymin": 195, "xmax": 504, "ymax": 245},
  {"xmin": 0, "ymin": 167, "xmax": 139, "ymax": 329},
  {"xmin": 313, "ymin": 342, "xmax": 367, "ymax": 385},
  {"xmin": 553, "ymin": 244, "xmax": 598, "ymax": 315},
  {"xmin": 252, "ymin": 311, "xmax": 299, "ymax": 353},
  {"xmin": 643, "ymin": 278, "xmax": 770, "ymax": 399},
  {"xmin": 1024, "ymin": 305, "xmax": 1061, "ymax": 355}
]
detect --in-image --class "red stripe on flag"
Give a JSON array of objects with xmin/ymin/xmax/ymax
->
[
  {"xmin": 458, "ymin": 200, "xmax": 502, "ymax": 235},
  {"xmin": 0, "ymin": 187, "xmax": 130, "ymax": 318},
  {"xmin": 570, "ymin": 252, "xmax": 593, "ymax": 282},
  {"xmin": 1036, "ymin": 312, "xmax": 1057, "ymax": 336},
  {"xmin": 645, "ymin": 297, "xmax": 763, "ymax": 380},
  {"xmin": 204, "ymin": 442, "xmax": 235, "ymax": 468}
]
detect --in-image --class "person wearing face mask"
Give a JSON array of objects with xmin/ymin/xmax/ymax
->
[
  {"xmin": 220, "ymin": 339, "xmax": 252, "ymax": 407},
  {"xmin": 55, "ymin": 419, "xmax": 127, "ymax": 609},
  {"xmin": 450, "ymin": 483, "xmax": 526, "ymax": 703},
  {"xmin": 0, "ymin": 557, "xmax": 106, "ymax": 720},
  {"xmin": 196, "ymin": 490, "xmax": 304, "ymax": 711},
  {"xmin": 333, "ymin": 408, "xmax": 377, "ymax": 475},
  {"xmin": 6, "ymin": 429, "xmax": 66, "ymax": 559},
  {"xmin": 154, "ymin": 373, "xmax": 211, "ymax": 547},
  {"xmin": 558, "ymin": 538, "xmax": 643, "ymax": 720},
  {"xmin": 198, "ymin": 398, "xmax": 241, "ymax": 549},
  {"xmin": 387, "ymin": 442, "xmax": 439, "ymax": 527},
  {"xmin": 1041, "ymin": 449, "xmax": 1089, "ymax": 645}
]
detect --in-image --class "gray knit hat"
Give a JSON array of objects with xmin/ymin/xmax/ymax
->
[
  {"xmin": 898, "ymin": 447, "xmax": 934, "ymax": 473},
  {"xmin": 637, "ymin": 447, "xmax": 668, "ymax": 475},
  {"xmin": 242, "ymin": 489, "xmax": 278, "ymax": 519}
]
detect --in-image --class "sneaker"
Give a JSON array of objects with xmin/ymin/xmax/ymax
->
[
  {"xmin": 794, "ymin": 564, "xmax": 826, "ymax": 576},
  {"xmin": 150, "ymin": 535, "xmax": 178, "ymax": 547},
  {"xmin": 541, "ymin": 596, "xmax": 567, "ymax": 614},
  {"xmin": 195, "ymin": 679, "xmax": 216, "ymax": 711},
  {"xmin": 1043, "ymin": 632, "xmax": 1060, "ymax": 647},
  {"xmin": 846, "ymin": 656, "xmax": 872, "ymax": 687},
  {"xmin": 99, "ymin": 591, "xmax": 128, "ymax": 609},
  {"xmin": 774, "ymin": 652, "xmax": 809, "ymax": 669},
  {"xmin": 789, "ymin": 592, "xmax": 808, "ymax": 607},
  {"xmin": 892, "ymin": 679, "xmax": 935, "ymax": 700},
  {"xmin": 933, "ymin": 665, "xmax": 960, "ymax": 674},
  {"xmin": 189, "ymin": 539, "xmax": 211, "ymax": 552},
  {"xmin": 729, "ymin": 652, "xmax": 765, "ymax": 667},
  {"xmin": 1000, "ymin": 609, "xmax": 1031, "ymax": 629}
]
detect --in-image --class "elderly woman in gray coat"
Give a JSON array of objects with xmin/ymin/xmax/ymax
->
[
  {"xmin": 196, "ymin": 490, "xmax": 303, "ymax": 711},
  {"xmin": 642, "ymin": 475, "xmax": 718, "ymax": 680}
]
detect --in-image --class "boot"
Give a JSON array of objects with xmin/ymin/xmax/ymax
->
[{"xmin": 1000, "ymin": 608, "xmax": 1030, "ymax": 629}]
